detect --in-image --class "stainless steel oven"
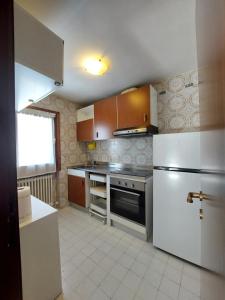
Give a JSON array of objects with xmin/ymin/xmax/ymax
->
[{"xmin": 110, "ymin": 177, "xmax": 145, "ymax": 225}]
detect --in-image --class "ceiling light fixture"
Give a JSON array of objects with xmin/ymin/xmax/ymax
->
[{"xmin": 83, "ymin": 57, "xmax": 108, "ymax": 76}]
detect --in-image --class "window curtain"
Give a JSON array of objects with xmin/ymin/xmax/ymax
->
[{"xmin": 17, "ymin": 109, "xmax": 56, "ymax": 178}]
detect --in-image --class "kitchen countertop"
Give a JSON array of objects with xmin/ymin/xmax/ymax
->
[
  {"xmin": 68, "ymin": 163, "xmax": 153, "ymax": 178},
  {"xmin": 19, "ymin": 196, "xmax": 57, "ymax": 229}
]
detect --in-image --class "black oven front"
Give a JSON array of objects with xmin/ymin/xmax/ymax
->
[{"xmin": 110, "ymin": 177, "xmax": 145, "ymax": 225}]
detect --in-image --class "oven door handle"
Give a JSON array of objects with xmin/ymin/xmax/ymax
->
[{"xmin": 110, "ymin": 187, "xmax": 141, "ymax": 196}]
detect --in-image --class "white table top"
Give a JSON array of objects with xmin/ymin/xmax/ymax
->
[{"xmin": 19, "ymin": 196, "xmax": 57, "ymax": 229}]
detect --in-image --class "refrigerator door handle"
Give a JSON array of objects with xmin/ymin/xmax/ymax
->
[{"xmin": 187, "ymin": 191, "xmax": 209, "ymax": 203}]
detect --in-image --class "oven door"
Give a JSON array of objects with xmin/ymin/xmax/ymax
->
[{"xmin": 110, "ymin": 185, "xmax": 145, "ymax": 225}]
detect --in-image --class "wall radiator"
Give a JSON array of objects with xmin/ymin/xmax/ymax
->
[{"xmin": 17, "ymin": 174, "xmax": 54, "ymax": 206}]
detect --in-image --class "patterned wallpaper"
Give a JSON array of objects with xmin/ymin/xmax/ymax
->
[
  {"xmin": 35, "ymin": 95, "xmax": 87, "ymax": 207},
  {"xmin": 155, "ymin": 69, "xmax": 200, "ymax": 133},
  {"xmin": 86, "ymin": 69, "xmax": 200, "ymax": 166},
  {"xmin": 87, "ymin": 137, "xmax": 153, "ymax": 167},
  {"xmin": 33, "ymin": 69, "xmax": 200, "ymax": 207}
]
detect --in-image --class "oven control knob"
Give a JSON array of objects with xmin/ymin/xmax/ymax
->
[
  {"xmin": 118, "ymin": 181, "xmax": 121, "ymax": 185},
  {"xmin": 132, "ymin": 184, "xmax": 135, "ymax": 188},
  {"xmin": 125, "ymin": 182, "xmax": 127, "ymax": 186}
]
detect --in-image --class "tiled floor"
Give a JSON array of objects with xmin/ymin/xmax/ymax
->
[{"xmin": 57, "ymin": 206, "xmax": 204, "ymax": 300}]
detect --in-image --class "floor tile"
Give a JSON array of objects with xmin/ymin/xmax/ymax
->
[
  {"xmin": 131, "ymin": 260, "xmax": 148, "ymax": 278},
  {"xmin": 90, "ymin": 288, "xmax": 109, "ymax": 300},
  {"xmin": 183, "ymin": 263, "xmax": 201, "ymax": 280},
  {"xmin": 136, "ymin": 279, "xmax": 158, "ymax": 300},
  {"xmin": 122, "ymin": 270, "xmax": 141, "ymax": 292},
  {"xmin": 149, "ymin": 257, "xmax": 167, "ymax": 274},
  {"xmin": 118, "ymin": 253, "xmax": 135, "ymax": 269},
  {"xmin": 136, "ymin": 251, "xmax": 153, "ymax": 266},
  {"xmin": 100, "ymin": 242, "xmax": 113, "ymax": 254},
  {"xmin": 89, "ymin": 265, "xmax": 108, "ymax": 286},
  {"xmin": 156, "ymin": 291, "xmax": 172, "ymax": 300},
  {"xmin": 125, "ymin": 245, "xmax": 140, "ymax": 258},
  {"xmin": 181, "ymin": 274, "xmax": 200, "ymax": 296},
  {"xmin": 76, "ymin": 277, "xmax": 97, "ymax": 300},
  {"xmin": 99, "ymin": 274, "xmax": 121, "ymax": 297},
  {"xmin": 91, "ymin": 237, "xmax": 104, "ymax": 248},
  {"xmin": 178, "ymin": 287, "xmax": 200, "ymax": 300},
  {"xmin": 112, "ymin": 283, "xmax": 136, "ymax": 300},
  {"xmin": 81, "ymin": 244, "xmax": 96, "ymax": 256},
  {"xmin": 144, "ymin": 268, "xmax": 163, "ymax": 289},
  {"xmin": 71, "ymin": 252, "xmax": 86, "ymax": 267},
  {"xmin": 107, "ymin": 246, "xmax": 124, "ymax": 261},
  {"xmin": 100, "ymin": 256, "xmax": 115, "ymax": 272},
  {"xmin": 159, "ymin": 277, "xmax": 180, "ymax": 299},
  {"xmin": 66, "ymin": 268, "xmax": 86, "ymax": 288},
  {"xmin": 78, "ymin": 257, "xmax": 96, "ymax": 275},
  {"xmin": 90, "ymin": 248, "xmax": 105, "ymax": 264},
  {"xmin": 110, "ymin": 263, "xmax": 128, "ymax": 281},
  {"xmin": 168, "ymin": 256, "xmax": 184, "ymax": 272},
  {"xmin": 58, "ymin": 206, "xmax": 211, "ymax": 300},
  {"xmin": 164, "ymin": 264, "xmax": 182, "ymax": 284},
  {"xmin": 155, "ymin": 250, "xmax": 169, "ymax": 263}
]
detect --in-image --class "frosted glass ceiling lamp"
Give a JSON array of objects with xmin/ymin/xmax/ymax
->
[{"xmin": 83, "ymin": 57, "xmax": 108, "ymax": 76}]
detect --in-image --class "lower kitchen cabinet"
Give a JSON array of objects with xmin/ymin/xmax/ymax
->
[
  {"xmin": 68, "ymin": 175, "xmax": 85, "ymax": 207},
  {"xmin": 20, "ymin": 197, "xmax": 62, "ymax": 300}
]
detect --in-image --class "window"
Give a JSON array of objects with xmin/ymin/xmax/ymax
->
[{"xmin": 17, "ymin": 108, "xmax": 60, "ymax": 178}]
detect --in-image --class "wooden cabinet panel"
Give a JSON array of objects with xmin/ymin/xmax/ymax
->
[
  {"xmin": 94, "ymin": 96, "xmax": 117, "ymax": 140},
  {"xmin": 117, "ymin": 85, "xmax": 150, "ymax": 129},
  {"xmin": 68, "ymin": 175, "xmax": 85, "ymax": 207},
  {"xmin": 77, "ymin": 119, "xmax": 94, "ymax": 142}
]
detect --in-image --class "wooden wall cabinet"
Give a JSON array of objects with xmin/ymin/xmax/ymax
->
[
  {"xmin": 76, "ymin": 104, "xmax": 94, "ymax": 141},
  {"xmin": 117, "ymin": 85, "xmax": 151, "ymax": 129},
  {"xmin": 94, "ymin": 96, "xmax": 117, "ymax": 140},
  {"xmin": 76, "ymin": 84, "xmax": 158, "ymax": 141},
  {"xmin": 68, "ymin": 175, "xmax": 85, "ymax": 207},
  {"xmin": 76, "ymin": 119, "xmax": 94, "ymax": 142}
]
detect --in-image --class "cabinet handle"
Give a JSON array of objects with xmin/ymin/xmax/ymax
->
[
  {"xmin": 96, "ymin": 131, "xmax": 99, "ymax": 138},
  {"xmin": 144, "ymin": 113, "xmax": 148, "ymax": 122}
]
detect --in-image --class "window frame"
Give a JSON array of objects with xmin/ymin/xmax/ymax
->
[{"xmin": 28, "ymin": 106, "xmax": 61, "ymax": 172}]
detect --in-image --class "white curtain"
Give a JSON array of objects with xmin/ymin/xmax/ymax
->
[{"xmin": 17, "ymin": 110, "xmax": 56, "ymax": 178}]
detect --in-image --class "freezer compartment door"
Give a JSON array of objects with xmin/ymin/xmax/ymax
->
[
  {"xmin": 153, "ymin": 132, "xmax": 200, "ymax": 169},
  {"xmin": 153, "ymin": 169, "xmax": 201, "ymax": 265}
]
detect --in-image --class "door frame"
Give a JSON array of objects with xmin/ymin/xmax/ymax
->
[{"xmin": 0, "ymin": 1, "xmax": 23, "ymax": 299}]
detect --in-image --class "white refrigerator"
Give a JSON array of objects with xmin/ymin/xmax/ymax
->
[{"xmin": 153, "ymin": 132, "xmax": 202, "ymax": 266}]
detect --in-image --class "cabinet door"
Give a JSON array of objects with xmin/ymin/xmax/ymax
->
[
  {"xmin": 76, "ymin": 119, "xmax": 94, "ymax": 142},
  {"xmin": 68, "ymin": 175, "xmax": 85, "ymax": 207},
  {"xmin": 117, "ymin": 85, "xmax": 150, "ymax": 129},
  {"xmin": 94, "ymin": 96, "xmax": 117, "ymax": 140}
]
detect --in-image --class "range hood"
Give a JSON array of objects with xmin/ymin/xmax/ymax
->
[
  {"xmin": 113, "ymin": 126, "xmax": 158, "ymax": 137},
  {"xmin": 14, "ymin": 3, "xmax": 64, "ymax": 112}
]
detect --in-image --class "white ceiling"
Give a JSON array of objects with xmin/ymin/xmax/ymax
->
[{"xmin": 16, "ymin": 0, "xmax": 197, "ymax": 104}]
